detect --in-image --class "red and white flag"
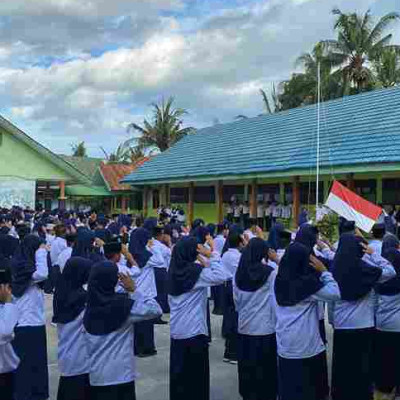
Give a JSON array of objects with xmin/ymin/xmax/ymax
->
[{"xmin": 325, "ymin": 180, "xmax": 382, "ymax": 233}]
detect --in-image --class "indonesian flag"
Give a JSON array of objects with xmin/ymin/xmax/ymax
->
[{"xmin": 325, "ymin": 180, "xmax": 382, "ymax": 233}]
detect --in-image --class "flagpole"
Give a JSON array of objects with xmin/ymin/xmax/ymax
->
[{"xmin": 316, "ymin": 62, "xmax": 321, "ymax": 213}]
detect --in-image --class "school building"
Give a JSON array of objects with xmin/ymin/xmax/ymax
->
[
  {"xmin": 121, "ymin": 87, "xmax": 400, "ymax": 225},
  {"xmin": 0, "ymin": 114, "xmax": 143, "ymax": 212}
]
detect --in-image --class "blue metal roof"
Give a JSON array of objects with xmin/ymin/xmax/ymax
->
[{"xmin": 122, "ymin": 87, "xmax": 400, "ymax": 184}]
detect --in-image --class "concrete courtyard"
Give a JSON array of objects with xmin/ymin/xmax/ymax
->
[{"xmin": 45, "ymin": 294, "xmax": 334, "ymax": 400}]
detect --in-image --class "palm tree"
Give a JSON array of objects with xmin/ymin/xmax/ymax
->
[
  {"xmin": 374, "ymin": 48, "xmax": 400, "ymax": 87},
  {"xmin": 71, "ymin": 141, "xmax": 87, "ymax": 157},
  {"xmin": 127, "ymin": 97, "xmax": 195, "ymax": 153},
  {"xmin": 260, "ymin": 85, "xmax": 282, "ymax": 114},
  {"xmin": 322, "ymin": 9, "xmax": 400, "ymax": 91}
]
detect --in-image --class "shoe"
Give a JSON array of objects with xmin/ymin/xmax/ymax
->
[
  {"xmin": 229, "ymin": 360, "xmax": 238, "ymax": 365},
  {"xmin": 137, "ymin": 350, "xmax": 157, "ymax": 358},
  {"xmin": 223, "ymin": 358, "xmax": 230, "ymax": 363},
  {"xmin": 154, "ymin": 319, "xmax": 168, "ymax": 325}
]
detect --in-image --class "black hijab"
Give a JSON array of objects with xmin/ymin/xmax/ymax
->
[
  {"xmin": 192, "ymin": 226, "xmax": 210, "ymax": 245},
  {"xmin": 375, "ymin": 235, "xmax": 400, "ymax": 296},
  {"xmin": 235, "ymin": 238, "xmax": 273, "ymax": 292},
  {"xmin": 129, "ymin": 227, "xmax": 152, "ymax": 268},
  {"xmin": 275, "ymin": 224, "xmax": 323, "ymax": 306},
  {"xmin": 11, "ymin": 234, "xmax": 42, "ymax": 298},
  {"xmin": 168, "ymin": 237, "xmax": 203, "ymax": 296},
  {"xmin": 332, "ymin": 233, "xmax": 382, "ymax": 301},
  {"xmin": 83, "ymin": 261, "xmax": 134, "ymax": 335},
  {"xmin": 53, "ymin": 257, "xmax": 92, "ymax": 324}
]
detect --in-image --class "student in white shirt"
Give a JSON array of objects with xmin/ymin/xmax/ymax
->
[
  {"xmin": 221, "ymin": 230, "xmax": 245, "ymax": 364},
  {"xmin": 56, "ymin": 233, "xmax": 76, "ymax": 273},
  {"xmin": 0, "ymin": 266, "xmax": 19, "ymax": 400},
  {"xmin": 330, "ymin": 233, "xmax": 396, "ymax": 400},
  {"xmin": 233, "ymin": 202, "xmax": 242, "ymax": 224},
  {"xmin": 234, "ymin": 238, "xmax": 279, "ymax": 400},
  {"xmin": 129, "ymin": 227, "xmax": 163, "ymax": 357},
  {"xmin": 274, "ymin": 225, "xmax": 341, "ymax": 400},
  {"xmin": 374, "ymin": 234, "xmax": 400, "ymax": 399},
  {"xmin": 84, "ymin": 261, "xmax": 161, "ymax": 400},
  {"xmin": 11, "ymin": 235, "xmax": 50, "ymax": 400},
  {"xmin": 168, "ymin": 237, "xmax": 230, "ymax": 400},
  {"xmin": 369, "ymin": 223, "xmax": 385, "ymax": 254},
  {"xmin": 242, "ymin": 201, "xmax": 250, "ymax": 228},
  {"xmin": 256, "ymin": 202, "xmax": 264, "ymax": 231},
  {"xmin": 53, "ymin": 257, "xmax": 93, "ymax": 400}
]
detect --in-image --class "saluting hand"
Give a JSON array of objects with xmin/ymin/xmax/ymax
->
[
  {"xmin": 0, "ymin": 284, "xmax": 12, "ymax": 303},
  {"xmin": 118, "ymin": 273, "xmax": 136, "ymax": 293},
  {"xmin": 360, "ymin": 242, "xmax": 374, "ymax": 255},
  {"xmin": 309, "ymin": 255, "xmax": 327, "ymax": 273}
]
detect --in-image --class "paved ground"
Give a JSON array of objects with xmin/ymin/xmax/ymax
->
[{"xmin": 45, "ymin": 295, "xmax": 334, "ymax": 400}]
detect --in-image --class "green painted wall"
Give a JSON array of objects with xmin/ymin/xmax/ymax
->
[{"xmin": 0, "ymin": 130, "xmax": 73, "ymax": 181}]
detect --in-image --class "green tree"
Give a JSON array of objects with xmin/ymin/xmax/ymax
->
[
  {"xmin": 100, "ymin": 139, "xmax": 146, "ymax": 164},
  {"xmin": 322, "ymin": 9, "xmax": 400, "ymax": 91},
  {"xmin": 71, "ymin": 141, "xmax": 87, "ymax": 157},
  {"xmin": 374, "ymin": 48, "xmax": 400, "ymax": 87},
  {"xmin": 260, "ymin": 84, "xmax": 282, "ymax": 114},
  {"xmin": 127, "ymin": 97, "xmax": 195, "ymax": 153}
]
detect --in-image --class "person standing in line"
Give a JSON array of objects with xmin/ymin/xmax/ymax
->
[
  {"xmin": 168, "ymin": 237, "xmax": 230, "ymax": 400},
  {"xmin": 0, "ymin": 266, "xmax": 19, "ymax": 400},
  {"xmin": 234, "ymin": 238, "xmax": 280, "ymax": 400},
  {"xmin": 330, "ymin": 233, "xmax": 396, "ymax": 400},
  {"xmin": 56, "ymin": 233, "xmax": 76, "ymax": 273},
  {"xmin": 374, "ymin": 234, "xmax": 400, "ymax": 399},
  {"xmin": 84, "ymin": 261, "xmax": 162, "ymax": 400},
  {"xmin": 221, "ymin": 230, "xmax": 246, "ymax": 364},
  {"xmin": 274, "ymin": 224, "xmax": 341, "ymax": 400},
  {"xmin": 11, "ymin": 234, "xmax": 50, "ymax": 400},
  {"xmin": 233, "ymin": 202, "xmax": 242, "ymax": 225},
  {"xmin": 53, "ymin": 257, "xmax": 93, "ymax": 400},
  {"xmin": 152, "ymin": 225, "xmax": 171, "ymax": 324},
  {"xmin": 241, "ymin": 201, "xmax": 250, "ymax": 229},
  {"xmin": 129, "ymin": 227, "xmax": 163, "ymax": 357},
  {"xmin": 369, "ymin": 223, "xmax": 386, "ymax": 254}
]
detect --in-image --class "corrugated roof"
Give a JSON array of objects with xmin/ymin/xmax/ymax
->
[
  {"xmin": 122, "ymin": 87, "xmax": 400, "ymax": 185},
  {"xmin": 100, "ymin": 158, "xmax": 149, "ymax": 191},
  {"xmin": 59, "ymin": 155, "xmax": 104, "ymax": 180}
]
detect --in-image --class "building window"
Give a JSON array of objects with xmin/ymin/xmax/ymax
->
[
  {"xmin": 299, "ymin": 181, "xmax": 324, "ymax": 205},
  {"xmin": 258, "ymin": 184, "xmax": 280, "ymax": 202},
  {"xmin": 223, "ymin": 185, "xmax": 244, "ymax": 202},
  {"xmin": 170, "ymin": 188, "xmax": 188, "ymax": 203},
  {"xmin": 194, "ymin": 186, "xmax": 215, "ymax": 203},
  {"xmin": 383, "ymin": 179, "xmax": 400, "ymax": 205},
  {"xmin": 354, "ymin": 179, "xmax": 376, "ymax": 203}
]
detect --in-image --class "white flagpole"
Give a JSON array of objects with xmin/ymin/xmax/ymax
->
[{"xmin": 316, "ymin": 62, "xmax": 321, "ymax": 213}]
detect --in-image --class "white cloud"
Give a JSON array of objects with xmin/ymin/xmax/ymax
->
[{"xmin": 0, "ymin": 0, "xmax": 396, "ymax": 157}]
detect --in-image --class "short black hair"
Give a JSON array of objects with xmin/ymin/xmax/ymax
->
[{"xmin": 372, "ymin": 224, "xmax": 385, "ymax": 239}]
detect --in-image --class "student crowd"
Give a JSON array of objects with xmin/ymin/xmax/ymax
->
[{"xmin": 0, "ymin": 206, "xmax": 400, "ymax": 400}]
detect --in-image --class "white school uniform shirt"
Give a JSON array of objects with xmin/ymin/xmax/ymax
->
[
  {"xmin": 152, "ymin": 239, "xmax": 171, "ymax": 270},
  {"xmin": 221, "ymin": 248, "xmax": 241, "ymax": 279},
  {"xmin": 57, "ymin": 311, "xmax": 90, "ymax": 377},
  {"xmin": 0, "ymin": 303, "xmax": 20, "ymax": 374},
  {"xmin": 369, "ymin": 239, "xmax": 383, "ymax": 255},
  {"xmin": 234, "ymin": 267, "xmax": 277, "ymax": 336},
  {"xmin": 169, "ymin": 253, "xmax": 230, "ymax": 340},
  {"xmin": 116, "ymin": 255, "xmax": 141, "ymax": 294},
  {"xmin": 257, "ymin": 205, "xmax": 264, "ymax": 219},
  {"xmin": 85, "ymin": 293, "xmax": 162, "ymax": 386},
  {"xmin": 57, "ymin": 247, "xmax": 73, "ymax": 273},
  {"xmin": 135, "ymin": 249, "xmax": 164, "ymax": 299},
  {"xmin": 330, "ymin": 252, "xmax": 396, "ymax": 330},
  {"xmin": 233, "ymin": 205, "xmax": 242, "ymax": 218},
  {"xmin": 13, "ymin": 248, "xmax": 49, "ymax": 327},
  {"xmin": 50, "ymin": 237, "xmax": 67, "ymax": 266},
  {"xmin": 376, "ymin": 292, "xmax": 400, "ymax": 332},
  {"xmin": 242, "ymin": 205, "xmax": 250, "ymax": 215},
  {"xmin": 214, "ymin": 235, "xmax": 226, "ymax": 255},
  {"xmin": 275, "ymin": 271, "xmax": 340, "ymax": 359}
]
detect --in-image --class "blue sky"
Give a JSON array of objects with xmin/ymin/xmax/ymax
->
[{"xmin": 0, "ymin": 0, "xmax": 397, "ymax": 157}]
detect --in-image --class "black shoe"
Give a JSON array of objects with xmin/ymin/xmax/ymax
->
[
  {"xmin": 154, "ymin": 319, "xmax": 168, "ymax": 325},
  {"xmin": 137, "ymin": 350, "xmax": 157, "ymax": 358}
]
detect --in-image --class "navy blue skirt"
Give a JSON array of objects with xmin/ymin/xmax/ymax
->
[
  {"xmin": 90, "ymin": 380, "xmax": 136, "ymax": 400},
  {"xmin": 154, "ymin": 267, "xmax": 170, "ymax": 313},
  {"xmin": 170, "ymin": 335, "xmax": 209, "ymax": 400},
  {"xmin": 331, "ymin": 328, "xmax": 374, "ymax": 400},
  {"xmin": 12, "ymin": 325, "xmax": 49, "ymax": 400},
  {"xmin": 279, "ymin": 351, "xmax": 327, "ymax": 400},
  {"xmin": 238, "ymin": 333, "xmax": 277, "ymax": 400},
  {"xmin": 0, "ymin": 372, "xmax": 14, "ymax": 400},
  {"xmin": 57, "ymin": 374, "xmax": 90, "ymax": 400}
]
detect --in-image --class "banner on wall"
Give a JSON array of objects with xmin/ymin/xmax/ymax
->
[{"xmin": 0, "ymin": 177, "xmax": 36, "ymax": 209}]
